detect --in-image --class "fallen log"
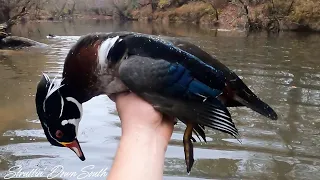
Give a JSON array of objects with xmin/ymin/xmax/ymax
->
[{"xmin": 0, "ymin": 36, "xmax": 48, "ymax": 49}]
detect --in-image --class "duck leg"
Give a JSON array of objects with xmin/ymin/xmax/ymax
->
[{"xmin": 183, "ymin": 122, "xmax": 194, "ymax": 173}]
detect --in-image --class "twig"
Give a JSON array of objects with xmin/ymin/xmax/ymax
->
[
  {"xmin": 200, "ymin": 0, "xmax": 219, "ymax": 20},
  {"xmin": 286, "ymin": 0, "xmax": 295, "ymax": 15}
]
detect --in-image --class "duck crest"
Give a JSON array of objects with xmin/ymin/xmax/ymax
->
[{"xmin": 42, "ymin": 74, "xmax": 65, "ymax": 117}]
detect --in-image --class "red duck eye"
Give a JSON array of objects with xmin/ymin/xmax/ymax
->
[{"xmin": 55, "ymin": 130, "xmax": 63, "ymax": 138}]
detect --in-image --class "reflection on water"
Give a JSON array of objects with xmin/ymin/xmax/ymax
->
[{"xmin": 1, "ymin": 20, "xmax": 320, "ymax": 180}]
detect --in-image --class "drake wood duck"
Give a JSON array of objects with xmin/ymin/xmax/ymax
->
[{"xmin": 35, "ymin": 31, "xmax": 278, "ymax": 173}]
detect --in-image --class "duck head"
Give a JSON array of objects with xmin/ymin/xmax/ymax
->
[
  {"xmin": 35, "ymin": 33, "xmax": 130, "ymax": 161},
  {"xmin": 35, "ymin": 73, "xmax": 85, "ymax": 161}
]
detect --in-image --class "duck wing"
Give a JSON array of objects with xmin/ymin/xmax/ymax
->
[
  {"xmin": 118, "ymin": 55, "xmax": 239, "ymax": 139},
  {"xmin": 161, "ymin": 37, "xmax": 278, "ymax": 120}
]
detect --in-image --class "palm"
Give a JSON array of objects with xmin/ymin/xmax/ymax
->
[{"xmin": 114, "ymin": 93, "xmax": 174, "ymax": 143}]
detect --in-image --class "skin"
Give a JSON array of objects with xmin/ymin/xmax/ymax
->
[{"xmin": 107, "ymin": 93, "xmax": 175, "ymax": 180}]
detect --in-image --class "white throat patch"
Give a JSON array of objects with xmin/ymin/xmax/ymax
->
[
  {"xmin": 60, "ymin": 97, "xmax": 83, "ymax": 137},
  {"xmin": 98, "ymin": 36, "xmax": 120, "ymax": 68},
  {"xmin": 61, "ymin": 119, "xmax": 79, "ymax": 126}
]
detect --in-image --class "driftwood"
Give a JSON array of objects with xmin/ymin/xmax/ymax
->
[{"xmin": 0, "ymin": 35, "xmax": 47, "ymax": 49}]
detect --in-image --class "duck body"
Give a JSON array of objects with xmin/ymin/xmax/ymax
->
[{"xmin": 36, "ymin": 31, "xmax": 277, "ymax": 173}]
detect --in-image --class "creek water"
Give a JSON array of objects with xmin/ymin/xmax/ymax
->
[{"xmin": 0, "ymin": 20, "xmax": 320, "ymax": 180}]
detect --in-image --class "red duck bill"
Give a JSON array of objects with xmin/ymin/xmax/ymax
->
[{"xmin": 61, "ymin": 139, "xmax": 85, "ymax": 161}]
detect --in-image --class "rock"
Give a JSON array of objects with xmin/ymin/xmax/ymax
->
[
  {"xmin": 0, "ymin": 23, "xmax": 8, "ymax": 32},
  {"xmin": 0, "ymin": 36, "xmax": 48, "ymax": 49},
  {"xmin": 0, "ymin": 32, "xmax": 8, "ymax": 40}
]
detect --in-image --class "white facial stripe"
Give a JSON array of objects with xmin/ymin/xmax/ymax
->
[
  {"xmin": 98, "ymin": 36, "xmax": 120, "ymax": 68},
  {"xmin": 43, "ymin": 75, "xmax": 64, "ymax": 113},
  {"xmin": 61, "ymin": 119, "xmax": 80, "ymax": 126},
  {"xmin": 65, "ymin": 97, "xmax": 83, "ymax": 137},
  {"xmin": 61, "ymin": 118, "xmax": 81, "ymax": 137},
  {"xmin": 59, "ymin": 95, "xmax": 64, "ymax": 118},
  {"xmin": 45, "ymin": 77, "xmax": 64, "ymax": 100},
  {"xmin": 61, "ymin": 120, "xmax": 68, "ymax": 126},
  {"xmin": 44, "ymin": 125, "xmax": 61, "ymax": 144},
  {"xmin": 66, "ymin": 97, "xmax": 83, "ymax": 118},
  {"xmin": 43, "ymin": 73, "xmax": 50, "ymax": 81}
]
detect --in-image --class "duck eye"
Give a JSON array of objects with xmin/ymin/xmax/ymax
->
[{"xmin": 55, "ymin": 130, "xmax": 64, "ymax": 138}]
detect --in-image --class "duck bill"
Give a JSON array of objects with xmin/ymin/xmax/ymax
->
[{"xmin": 61, "ymin": 139, "xmax": 85, "ymax": 161}]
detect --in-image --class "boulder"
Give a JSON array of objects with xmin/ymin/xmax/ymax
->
[{"xmin": 0, "ymin": 36, "xmax": 47, "ymax": 49}]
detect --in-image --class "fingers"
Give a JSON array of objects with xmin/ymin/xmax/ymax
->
[
  {"xmin": 112, "ymin": 92, "xmax": 176, "ymax": 130},
  {"xmin": 113, "ymin": 92, "xmax": 175, "ymax": 144}
]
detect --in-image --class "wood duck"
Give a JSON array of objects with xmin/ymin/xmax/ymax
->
[{"xmin": 35, "ymin": 31, "xmax": 278, "ymax": 173}]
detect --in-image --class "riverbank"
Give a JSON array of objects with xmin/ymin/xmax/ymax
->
[
  {"xmin": 1, "ymin": 19, "xmax": 320, "ymax": 180},
  {"xmin": 1, "ymin": 0, "xmax": 319, "ymax": 34},
  {"xmin": 130, "ymin": 1, "xmax": 320, "ymax": 33}
]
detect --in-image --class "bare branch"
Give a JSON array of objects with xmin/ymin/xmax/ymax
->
[
  {"xmin": 201, "ymin": 0, "xmax": 228, "ymax": 21},
  {"xmin": 286, "ymin": 0, "xmax": 295, "ymax": 15}
]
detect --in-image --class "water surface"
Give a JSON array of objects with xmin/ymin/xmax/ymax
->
[{"xmin": 1, "ymin": 20, "xmax": 320, "ymax": 180}]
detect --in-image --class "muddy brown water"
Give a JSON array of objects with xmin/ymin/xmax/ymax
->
[{"xmin": 0, "ymin": 20, "xmax": 320, "ymax": 180}]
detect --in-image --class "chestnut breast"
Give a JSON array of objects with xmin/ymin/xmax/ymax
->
[
  {"xmin": 62, "ymin": 37, "xmax": 103, "ymax": 101},
  {"xmin": 62, "ymin": 35, "xmax": 129, "ymax": 101}
]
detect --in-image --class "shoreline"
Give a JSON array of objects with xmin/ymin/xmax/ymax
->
[
  {"xmin": 20, "ymin": 17, "xmax": 320, "ymax": 35},
  {"xmin": 1, "ymin": 1, "xmax": 319, "ymax": 34}
]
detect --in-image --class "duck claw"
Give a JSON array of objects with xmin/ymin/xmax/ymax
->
[{"xmin": 183, "ymin": 122, "xmax": 195, "ymax": 173}]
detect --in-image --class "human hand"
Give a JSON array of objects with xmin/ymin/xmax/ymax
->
[
  {"xmin": 114, "ymin": 92, "xmax": 174, "ymax": 147},
  {"xmin": 107, "ymin": 92, "xmax": 175, "ymax": 180}
]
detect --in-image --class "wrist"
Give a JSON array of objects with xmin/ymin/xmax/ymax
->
[
  {"xmin": 108, "ymin": 125, "xmax": 167, "ymax": 180},
  {"xmin": 121, "ymin": 123, "xmax": 169, "ymax": 152}
]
